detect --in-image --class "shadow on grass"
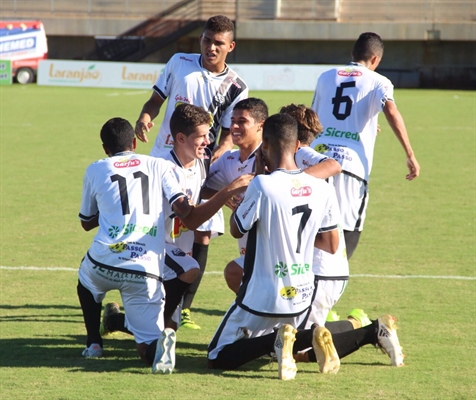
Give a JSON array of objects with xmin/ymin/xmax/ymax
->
[{"xmin": 0, "ymin": 335, "xmax": 293, "ymax": 378}]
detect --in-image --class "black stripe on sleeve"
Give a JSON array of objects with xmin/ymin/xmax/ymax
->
[
  {"xmin": 169, "ymin": 192, "xmax": 187, "ymax": 205},
  {"xmin": 318, "ymin": 224, "xmax": 338, "ymax": 233},
  {"xmin": 153, "ymin": 85, "xmax": 167, "ymax": 100},
  {"xmin": 233, "ymin": 212, "xmax": 248, "ymax": 235},
  {"xmin": 79, "ymin": 212, "xmax": 99, "ymax": 221}
]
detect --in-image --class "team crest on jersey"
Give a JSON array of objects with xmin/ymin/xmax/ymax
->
[
  {"xmin": 213, "ymin": 94, "xmax": 225, "ymax": 105},
  {"xmin": 314, "ymin": 144, "xmax": 330, "ymax": 154},
  {"xmin": 290, "ymin": 179, "xmax": 312, "ymax": 197},
  {"xmin": 114, "ymin": 158, "xmax": 140, "ymax": 168},
  {"xmin": 280, "ymin": 286, "xmax": 298, "ymax": 300},
  {"xmin": 338, "ymin": 68, "xmax": 363, "ymax": 77}
]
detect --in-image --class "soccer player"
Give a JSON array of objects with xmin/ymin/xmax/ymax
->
[
  {"xmin": 134, "ymin": 14, "xmax": 248, "ymax": 160},
  {"xmin": 311, "ymin": 32, "xmax": 420, "ymax": 259},
  {"xmin": 77, "ymin": 117, "xmax": 250, "ymax": 373},
  {"xmin": 206, "ymin": 113, "xmax": 405, "ymax": 379},
  {"xmin": 279, "ymin": 103, "xmax": 370, "ymax": 333},
  {"xmin": 101, "ymin": 104, "xmax": 219, "ymax": 337},
  {"xmin": 204, "ymin": 98, "xmax": 341, "ymax": 294},
  {"xmin": 134, "ymin": 15, "xmax": 248, "ymax": 328}
]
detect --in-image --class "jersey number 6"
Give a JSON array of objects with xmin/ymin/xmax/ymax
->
[{"xmin": 332, "ymin": 81, "xmax": 356, "ymax": 121}]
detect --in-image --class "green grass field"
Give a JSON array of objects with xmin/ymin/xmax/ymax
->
[{"xmin": 0, "ymin": 85, "xmax": 475, "ymax": 399}]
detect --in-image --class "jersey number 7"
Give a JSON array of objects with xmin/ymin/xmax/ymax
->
[{"xmin": 292, "ymin": 204, "xmax": 312, "ymax": 254}]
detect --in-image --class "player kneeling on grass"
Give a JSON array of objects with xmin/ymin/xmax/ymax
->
[
  {"xmin": 77, "ymin": 117, "xmax": 252, "ymax": 373},
  {"xmin": 206, "ymin": 113, "xmax": 404, "ymax": 379}
]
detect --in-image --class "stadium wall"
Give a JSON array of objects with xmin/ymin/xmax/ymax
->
[{"xmin": 2, "ymin": 2, "xmax": 474, "ymax": 89}]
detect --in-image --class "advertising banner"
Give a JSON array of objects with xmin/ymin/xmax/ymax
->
[
  {"xmin": 0, "ymin": 59, "xmax": 12, "ymax": 85},
  {"xmin": 38, "ymin": 60, "xmax": 341, "ymax": 91}
]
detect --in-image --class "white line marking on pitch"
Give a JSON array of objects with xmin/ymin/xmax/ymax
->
[{"xmin": 0, "ymin": 266, "xmax": 474, "ymax": 280}]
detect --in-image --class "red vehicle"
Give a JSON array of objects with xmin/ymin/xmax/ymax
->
[{"xmin": 0, "ymin": 20, "xmax": 48, "ymax": 84}]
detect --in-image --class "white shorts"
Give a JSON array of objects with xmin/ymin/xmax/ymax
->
[
  {"xmin": 208, "ymin": 303, "xmax": 307, "ymax": 360},
  {"xmin": 163, "ymin": 243, "xmax": 199, "ymax": 281},
  {"xmin": 196, "ymin": 200, "xmax": 225, "ymax": 236},
  {"xmin": 304, "ymin": 279, "xmax": 348, "ymax": 328},
  {"xmin": 333, "ymin": 172, "xmax": 369, "ymax": 232},
  {"xmin": 78, "ymin": 255, "xmax": 165, "ymax": 344}
]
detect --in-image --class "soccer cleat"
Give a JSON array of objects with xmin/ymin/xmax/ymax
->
[
  {"xmin": 376, "ymin": 315, "xmax": 405, "ymax": 367},
  {"xmin": 348, "ymin": 308, "xmax": 372, "ymax": 328},
  {"xmin": 274, "ymin": 324, "xmax": 298, "ymax": 380},
  {"xmin": 179, "ymin": 308, "xmax": 201, "ymax": 330},
  {"xmin": 326, "ymin": 310, "xmax": 341, "ymax": 322},
  {"xmin": 312, "ymin": 326, "xmax": 340, "ymax": 374},
  {"xmin": 99, "ymin": 301, "xmax": 121, "ymax": 337},
  {"xmin": 152, "ymin": 328, "xmax": 176, "ymax": 374},
  {"xmin": 82, "ymin": 343, "xmax": 103, "ymax": 358}
]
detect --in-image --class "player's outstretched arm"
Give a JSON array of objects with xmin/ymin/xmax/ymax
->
[
  {"xmin": 304, "ymin": 158, "xmax": 342, "ymax": 179},
  {"xmin": 134, "ymin": 92, "xmax": 165, "ymax": 143},
  {"xmin": 383, "ymin": 100, "xmax": 420, "ymax": 181},
  {"xmin": 211, "ymin": 128, "xmax": 234, "ymax": 163},
  {"xmin": 174, "ymin": 173, "xmax": 254, "ymax": 231},
  {"xmin": 314, "ymin": 229, "xmax": 339, "ymax": 254}
]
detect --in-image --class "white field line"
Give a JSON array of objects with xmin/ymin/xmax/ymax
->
[{"xmin": 0, "ymin": 266, "xmax": 474, "ymax": 280}]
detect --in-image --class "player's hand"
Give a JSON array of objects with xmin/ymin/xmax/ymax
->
[
  {"xmin": 225, "ymin": 194, "xmax": 242, "ymax": 210},
  {"xmin": 406, "ymin": 156, "xmax": 420, "ymax": 180},
  {"xmin": 135, "ymin": 120, "xmax": 154, "ymax": 143}
]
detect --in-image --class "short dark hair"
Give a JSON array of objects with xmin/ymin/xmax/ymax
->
[
  {"xmin": 263, "ymin": 113, "xmax": 298, "ymax": 152},
  {"xmin": 233, "ymin": 97, "xmax": 269, "ymax": 123},
  {"xmin": 169, "ymin": 103, "xmax": 211, "ymax": 139},
  {"xmin": 203, "ymin": 15, "xmax": 234, "ymax": 38},
  {"xmin": 352, "ymin": 32, "xmax": 384, "ymax": 62},
  {"xmin": 279, "ymin": 103, "xmax": 323, "ymax": 145},
  {"xmin": 100, "ymin": 117, "xmax": 135, "ymax": 155}
]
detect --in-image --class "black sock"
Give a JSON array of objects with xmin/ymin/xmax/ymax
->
[
  {"xmin": 182, "ymin": 243, "xmax": 208, "ymax": 310},
  {"xmin": 164, "ymin": 277, "xmax": 191, "ymax": 325},
  {"xmin": 77, "ymin": 280, "xmax": 103, "ymax": 347},
  {"xmin": 145, "ymin": 339, "xmax": 158, "ymax": 365},
  {"xmin": 331, "ymin": 320, "xmax": 378, "ymax": 358},
  {"xmin": 107, "ymin": 312, "xmax": 132, "ymax": 335},
  {"xmin": 325, "ymin": 320, "xmax": 355, "ymax": 334},
  {"xmin": 293, "ymin": 328, "xmax": 315, "ymax": 353},
  {"xmin": 209, "ymin": 332, "xmax": 276, "ymax": 370}
]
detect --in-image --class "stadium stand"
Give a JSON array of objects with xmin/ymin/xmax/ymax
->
[{"xmin": 1, "ymin": 0, "xmax": 474, "ymax": 88}]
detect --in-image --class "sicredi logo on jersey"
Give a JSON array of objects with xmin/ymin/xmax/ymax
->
[{"xmin": 324, "ymin": 127, "xmax": 361, "ymax": 142}]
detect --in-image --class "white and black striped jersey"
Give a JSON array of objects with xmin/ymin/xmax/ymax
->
[
  {"xmin": 79, "ymin": 152, "xmax": 186, "ymax": 278},
  {"xmin": 162, "ymin": 148, "xmax": 210, "ymax": 255},
  {"xmin": 311, "ymin": 62, "xmax": 394, "ymax": 182},
  {"xmin": 233, "ymin": 169, "xmax": 339, "ymax": 317},
  {"xmin": 206, "ymin": 146, "xmax": 260, "ymax": 255},
  {"xmin": 150, "ymin": 53, "xmax": 248, "ymax": 157}
]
